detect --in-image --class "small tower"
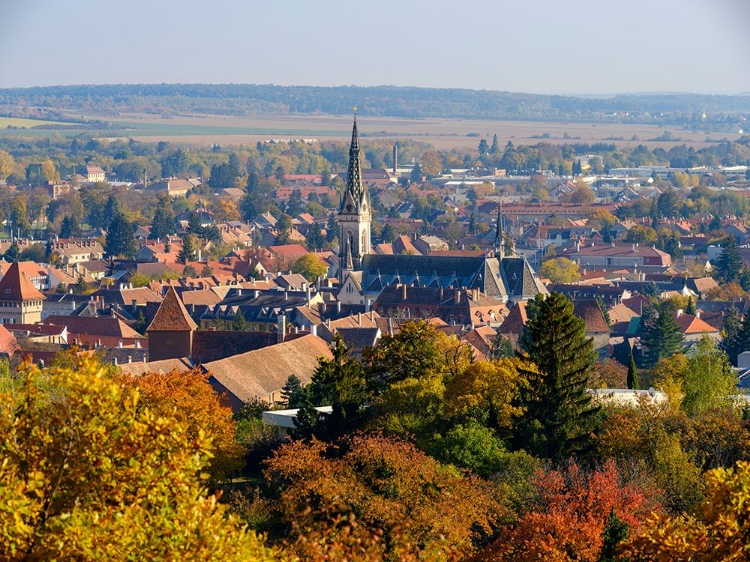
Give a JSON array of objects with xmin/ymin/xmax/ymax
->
[
  {"xmin": 338, "ymin": 110, "xmax": 372, "ymax": 282},
  {"xmin": 146, "ymin": 287, "xmax": 198, "ymax": 361}
]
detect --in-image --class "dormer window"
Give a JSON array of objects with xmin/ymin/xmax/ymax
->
[{"xmin": 4, "ymin": 288, "xmax": 9, "ymax": 295}]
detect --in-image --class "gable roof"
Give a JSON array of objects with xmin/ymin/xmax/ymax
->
[
  {"xmin": 573, "ymin": 300, "xmax": 610, "ymax": 334},
  {"xmin": 497, "ymin": 301, "xmax": 528, "ymax": 335},
  {"xmin": 0, "ymin": 262, "xmax": 46, "ymax": 301},
  {"xmin": 204, "ymin": 334, "xmax": 333, "ymax": 403},
  {"xmin": 675, "ymin": 313, "xmax": 720, "ymax": 334},
  {"xmin": 43, "ymin": 316, "xmax": 143, "ymax": 339},
  {"xmin": 146, "ymin": 287, "xmax": 198, "ymax": 332}
]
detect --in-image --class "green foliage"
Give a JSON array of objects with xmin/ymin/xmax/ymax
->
[
  {"xmin": 714, "ymin": 235, "xmax": 742, "ymax": 284},
  {"xmin": 105, "ymin": 211, "xmax": 136, "ymax": 259},
  {"xmin": 514, "ymin": 292, "xmax": 600, "ymax": 461},
  {"xmin": 627, "ymin": 350, "xmax": 640, "ymax": 390},
  {"xmin": 291, "ymin": 253, "xmax": 327, "ymax": 282},
  {"xmin": 232, "ymin": 308, "xmax": 248, "ymax": 332},
  {"xmin": 280, "ymin": 374, "xmax": 306, "ymax": 408},
  {"xmin": 642, "ymin": 302, "xmax": 683, "ymax": 368},
  {"xmin": 680, "ymin": 335, "xmax": 737, "ymax": 417}
]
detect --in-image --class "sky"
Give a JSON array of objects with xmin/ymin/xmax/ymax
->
[{"xmin": 1, "ymin": 0, "xmax": 749, "ymax": 95}]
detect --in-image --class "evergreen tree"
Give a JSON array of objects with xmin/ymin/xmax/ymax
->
[
  {"xmin": 720, "ymin": 305, "xmax": 743, "ymax": 365},
  {"xmin": 3, "ymin": 242, "xmax": 20, "ymax": 263},
  {"xmin": 292, "ymin": 397, "xmax": 322, "ymax": 440},
  {"xmin": 232, "ymin": 308, "xmax": 248, "ymax": 332},
  {"xmin": 491, "ymin": 333, "xmax": 515, "ymax": 360},
  {"xmin": 200, "ymin": 263, "xmax": 213, "ymax": 277},
  {"xmin": 102, "ymin": 196, "xmax": 120, "ymax": 230},
  {"xmin": 280, "ymin": 374, "xmax": 306, "ymax": 408},
  {"xmin": 105, "ymin": 212, "xmax": 136, "ymax": 259},
  {"xmin": 513, "ymin": 292, "xmax": 600, "ymax": 461},
  {"xmin": 305, "ymin": 222, "xmax": 325, "ymax": 251},
  {"xmin": 715, "ymin": 235, "xmax": 742, "ymax": 283},
  {"xmin": 59, "ymin": 215, "xmax": 81, "ymax": 238},
  {"xmin": 182, "ymin": 264, "xmax": 198, "ymax": 278},
  {"xmin": 728, "ymin": 308, "xmax": 750, "ymax": 367},
  {"xmin": 178, "ymin": 234, "xmax": 198, "ymax": 264},
  {"xmin": 325, "ymin": 214, "xmax": 338, "ymax": 244},
  {"xmin": 685, "ymin": 296, "xmax": 696, "ymax": 316},
  {"xmin": 134, "ymin": 310, "xmax": 148, "ymax": 335},
  {"xmin": 596, "ymin": 295, "xmax": 611, "ymax": 328},
  {"xmin": 642, "ymin": 304, "xmax": 683, "ymax": 368},
  {"xmin": 627, "ymin": 350, "xmax": 639, "ymax": 390},
  {"xmin": 380, "ymin": 223, "xmax": 396, "ymax": 244},
  {"xmin": 643, "ymin": 281, "xmax": 661, "ymax": 298},
  {"xmin": 150, "ymin": 196, "xmax": 177, "ymax": 240},
  {"xmin": 490, "ymin": 134, "xmax": 500, "ymax": 155}
]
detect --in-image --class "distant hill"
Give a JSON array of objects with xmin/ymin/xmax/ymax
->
[{"xmin": 2, "ymin": 84, "xmax": 749, "ymax": 124}]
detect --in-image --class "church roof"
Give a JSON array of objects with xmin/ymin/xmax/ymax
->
[
  {"xmin": 338, "ymin": 114, "xmax": 369, "ymax": 216},
  {"xmin": 146, "ymin": 286, "xmax": 198, "ymax": 332},
  {"xmin": 0, "ymin": 262, "xmax": 46, "ymax": 302}
]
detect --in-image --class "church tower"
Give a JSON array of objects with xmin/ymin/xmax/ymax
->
[
  {"xmin": 494, "ymin": 201, "xmax": 505, "ymax": 259},
  {"xmin": 338, "ymin": 111, "xmax": 371, "ymax": 281}
]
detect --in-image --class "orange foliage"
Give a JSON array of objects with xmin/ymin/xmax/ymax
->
[
  {"xmin": 117, "ymin": 369, "xmax": 244, "ymax": 482},
  {"xmin": 264, "ymin": 433, "xmax": 503, "ymax": 560},
  {"xmin": 479, "ymin": 460, "xmax": 658, "ymax": 562}
]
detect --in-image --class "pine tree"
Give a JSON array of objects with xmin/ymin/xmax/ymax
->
[
  {"xmin": 105, "ymin": 212, "xmax": 136, "ymax": 259},
  {"xmin": 280, "ymin": 374, "xmax": 306, "ymax": 408},
  {"xmin": 305, "ymin": 222, "xmax": 325, "ymax": 251},
  {"xmin": 59, "ymin": 215, "xmax": 81, "ymax": 238},
  {"xmin": 513, "ymin": 292, "xmax": 600, "ymax": 461},
  {"xmin": 292, "ymin": 398, "xmax": 322, "ymax": 440},
  {"xmin": 3, "ymin": 242, "xmax": 20, "ymax": 263},
  {"xmin": 627, "ymin": 350, "xmax": 639, "ymax": 390},
  {"xmin": 729, "ymin": 308, "xmax": 750, "ymax": 367},
  {"xmin": 151, "ymin": 196, "xmax": 177, "ymax": 240},
  {"xmin": 596, "ymin": 295, "xmax": 611, "ymax": 328},
  {"xmin": 685, "ymin": 296, "xmax": 696, "ymax": 316},
  {"xmin": 491, "ymin": 333, "xmax": 515, "ymax": 360},
  {"xmin": 178, "ymin": 234, "xmax": 198, "ymax": 264},
  {"xmin": 232, "ymin": 308, "xmax": 248, "ymax": 332},
  {"xmin": 720, "ymin": 305, "xmax": 743, "ymax": 365},
  {"xmin": 642, "ymin": 304, "xmax": 683, "ymax": 368},
  {"xmin": 715, "ymin": 235, "xmax": 742, "ymax": 283}
]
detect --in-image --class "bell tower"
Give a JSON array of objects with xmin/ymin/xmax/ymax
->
[{"xmin": 338, "ymin": 110, "xmax": 371, "ymax": 281}]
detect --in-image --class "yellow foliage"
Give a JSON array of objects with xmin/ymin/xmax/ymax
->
[
  {"xmin": 622, "ymin": 460, "xmax": 750, "ymax": 561},
  {"xmin": 0, "ymin": 356, "xmax": 282, "ymax": 561}
]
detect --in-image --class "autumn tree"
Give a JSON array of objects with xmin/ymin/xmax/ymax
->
[
  {"xmin": 262, "ymin": 433, "xmax": 502, "ymax": 560},
  {"xmin": 539, "ymin": 257, "xmax": 581, "ymax": 283},
  {"xmin": 481, "ymin": 460, "xmax": 658, "ymax": 562},
  {"xmin": 622, "ymin": 460, "xmax": 750, "ymax": 561},
  {"xmin": 291, "ymin": 253, "xmax": 328, "ymax": 282},
  {"xmin": 513, "ymin": 292, "xmax": 600, "ymax": 461},
  {"xmin": 0, "ymin": 356, "xmax": 279, "ymax": 561},
  {"xmin": 116, "ymin": 368, "xmax": 245, "ymax": 483}
]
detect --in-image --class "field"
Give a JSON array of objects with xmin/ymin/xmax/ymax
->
[
  {"xmin": 1, "ymin": 111, "xmax": 743, "ymax": 150},
  {"xmin": 0, "ymin": 116, "xmax": 73, "ymax": 128}
]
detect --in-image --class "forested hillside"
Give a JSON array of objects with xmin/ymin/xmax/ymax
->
[{"xmin": 2, "ymin": 84, "xmax": 750, "ymax": 124}]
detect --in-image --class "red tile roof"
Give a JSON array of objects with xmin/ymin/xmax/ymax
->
[{"xmin": 0, "ymin": 262, "xmax": 46, "ymax": 301}]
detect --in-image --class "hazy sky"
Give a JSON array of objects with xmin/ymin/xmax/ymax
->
[{"xmin": 1, "ymin": 0, "xmax": 749, "ymax": 94}]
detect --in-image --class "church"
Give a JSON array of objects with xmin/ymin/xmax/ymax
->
[{"xmin": 336, "ymin": 114, "xmax": 547, "ymax": 306}]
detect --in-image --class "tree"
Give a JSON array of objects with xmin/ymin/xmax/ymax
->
[
  {"xmin": 420, "ymin": 150, "xmax": 442, "ymax": 177},
  {"xmin": 625, "ymin": 224, "xmax": 658, "ymax": 244},
  {"xmin": 178, "ymin": 233, "xmax": 199, "ymax": 264},
  {"xmin": 59, "ymin": 215, "xmax": 81, "ymax": 238},
  {"xmin": 280, "ymin": 374, "xmax": 306, "ymax": 408},
  {"xmin": 150, "ymin": 195, "xmax": 177, "ymax": 240},
  {"xmin": 0, "ymin": 355, "xmax": 279, "ymax": 560},
  {"xmin": 622, "ymin": 460, "xmax": 750, "ymax": 562},
  {"xmin": 232, "ymin": 308, "xmax": 248, "ymax": 332},
  {"xmin": 539, "ymin": 257, "xmax": 581, "ymax": 283},
  {"xmin": 627, "ymin": 350, "xmax": 639, "ymax": 390},
  {"xmin": 305, "ymin": 222, "xmax": 325, "ymax": 250},
  {"xmin": 685, "ymin": 296, "xmax": 696, "ymax": 316},
  {"xmin": 642, "ymin": 304, "xmax": 683, "ymax": 368},
  {"xmin": 262, "ymin": 433, "xmax": 501, "ymax": 560},
  {"xmin": 680, "ymin": 334, "xmax": 737, "ymax": 417},
  {"xmin": 569, "ymin": 182, "xmax": 595, "ymax": 204},
  {"xmin": 720, "ymin": 305, "xmax": 743, "ymax": 365},
  {"xmin": 9, "ymin": 196, "xmax": 31, "ymax": 237},
  {"xmin": 491, "ymin": 333, "xmax": 515, "ymax": 360},
  {"xmin": 3, "ymin": 242, "xmax": 20, "ymax": 263},
  {"xmin": 513, "ymin": 292, "xmax": 600, "ymax": 461},
  {"xmin": 116, "ymin": 368, "xmax": 245, "ymax": 483},
  {"xmin": 714, "ymin": 235, "xmax": 742, "ymax": 284},
  {"xmin": 291, "ymin": 253, "xmax": 327, "ymax": 282},
  {"xmin": 482, "ymin": 461, "xmax": 657, "ymax": 562},
  {"xmin": 274, "ymin": 213, "xmax": 293, "ymax": 245},
  {"xmin": 183, "ymin": 264, "xmax": 198, "ymax": 278},
  {"xmin": 105, "ymin": 212, "xmax": 137, "ymax": 259},
  {"xmin": 200, "ymin": 263, "xmax": 214, "ymax": 277}
]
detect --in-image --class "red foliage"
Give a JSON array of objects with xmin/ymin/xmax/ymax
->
[{"xmin": 477, "ymin": 460, "xmax": 659, "ymax": 562}]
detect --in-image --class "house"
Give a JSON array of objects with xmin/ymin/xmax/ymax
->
[
  {"xmin": 83, "ymin": 165, "xmax": 106, "ymax": 183},
  {"xmin": 148, "ymin": 178, "xmax": 194, "ymax": 197},
  {"xmin": 146, "ymin": 287, "xmax": 198, "ymax": 361},
  {"xmin": 675, "ymin": 310, "xmax": 721, "ymax": 342},
  {"xmin": 557, "ymin": 242, "xmax": 672, "ymax": 272},
  {"xmin": 0, "ymin": 262, "xmax": 46, "ymax": 324},
  {"xmin": 49, "ymin": 239, "xmax": 105, "ymax": 265},
  {"xmin": 204, "ymin": 334, "xmax": 334, "ymax": 410}
]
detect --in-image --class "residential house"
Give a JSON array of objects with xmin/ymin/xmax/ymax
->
[{"xmin": 0, "ymin": 262, "xmax": 46, "ymax": 324}]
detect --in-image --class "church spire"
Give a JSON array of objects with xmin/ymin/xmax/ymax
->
[
  {"xmin": 494, "ymin": 201, "xmax": 504, "ymax": 258},
  {"xmin": 339, "ymin": 108, "xmax": 367, "ymax": 214}
]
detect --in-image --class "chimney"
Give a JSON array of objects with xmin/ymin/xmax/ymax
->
[
  {"xmin": 336, "ymin": 300, "xmax": 341, "ymax": 314},
  {"xmin": 131, "ymin": 299, "xmax": 137, "ymax": 313},
  {"xmin": 676, "ymin": 309, "xmax": 683, "ymax": 318},
  {"xmin": 128, "ymin": 356, "xmax": 132, "ymax": 363},
  {"xmin": 311, "ymin": 324, "xmax": 317, "ymax": 337},
  {"xmin": 358, "ymin": 312, "xmax": 362, "ymax": 325},
  {"xmin": 118, "ymin": 340, "xmax": 123, "ymax": 348},
  {"xmin": 455, "ymin": 289, "xmax": 461, "ymax": 305},
  {"xmin": 113, "ymin": 357, "xmax": 117, "ymax": 365},
  {"xmin": 277, "ymin": 315, "xmax": 287, "ymax": 343},
  {"xmin": 284, "ymin": 290, "xmax": 288, "ymax": 301},
  {"xmin": 135, "ymin": 340, "xmax": 141, "ymax": 349},
  {"xmin": 402, "ymin": 284, "xmax": 407, "ymax": 301},
  {"xmin": 365, "ymin": 298, "xmax": 371, "ymax": 312}
]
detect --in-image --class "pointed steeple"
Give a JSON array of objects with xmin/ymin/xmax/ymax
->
[
  {"xmin": 339, "ymin": 109, "xmax": 367, "ymax": 215},
  {"xmin": 494, "ymin": 201, "xmax": 504, "ymax": 258}
]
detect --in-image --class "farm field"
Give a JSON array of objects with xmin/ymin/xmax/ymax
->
[
  {"xmin": 1, "ymin": 111, "xmax": 742, "ymax": 151},
  {"xmin": 0, "ymin": 116, "xmax": 73, "ymax": 128}
]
